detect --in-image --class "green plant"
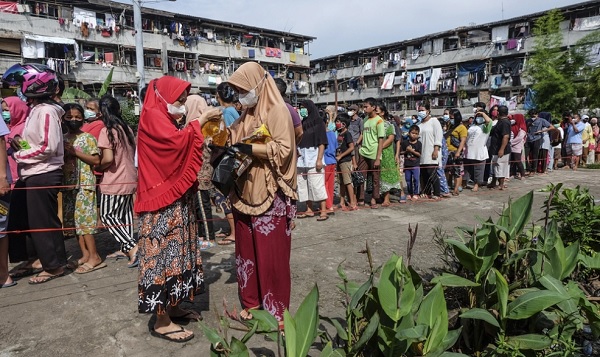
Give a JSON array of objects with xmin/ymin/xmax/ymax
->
[
  {"xmin": 436, "ymin": 189, "xmax": 600, "ymax": 355},
  {"xmin": 542, "ymin": 183, "xmax": 600, "ymax": 255},
  {"xmin": 323, "ymin": 244, "xmax": 466, "ymax": 356}
]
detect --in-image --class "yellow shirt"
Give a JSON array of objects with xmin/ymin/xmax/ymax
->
[{"xmin": 447, "ymin": 124, "xmax": 468, "ymax": 152}]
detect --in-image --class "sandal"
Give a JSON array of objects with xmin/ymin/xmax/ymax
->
[
  {"xmin": 340, "ymin": 206, "xmax": 349, "ymax": 211},
  {"xmin": 217, "ymin": 237, "xmax": 235, "ymax": 246},
  {"xmin": 28, "ymin": 271, "xmax": 64, "ymax": 285},
  {"xmin": 370, "ymin": 204, "xmax": 379, "ymax": 209},
  {"xmin": 240, "ymin": 308, "xmax": 254, "ymax": 321},
  {"xmin": 381, "ymin": 202, "xmax": 391, "ymax": 207},
  {"xmin": 316, "ymin": 215, "xmax": 329, "ymax": 221},
  {"xmin": 216, "ymin": 232, "xmax": 231, "ymax": 239},
  {"xmin": 75, "ymin": 262, "xmax": 107, "ymax": 274},
  {"xmin": 150, "ymin": 326, "xmax": 194, "ymax": 343},
  {"xmin": 127, "ymin": 254, "xmax": 139, "ymax": 268},
  {"xmin": 296, "ymin": 213, "xmax": 314, "ymax": 219},
  {"xmin": 9, "ymin": 267, "xmax": 42, "ymax": 279}
]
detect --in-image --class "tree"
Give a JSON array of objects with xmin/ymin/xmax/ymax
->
[{"xmin": 526, "ymin": 9, "xmax": 578, "ymax": 116}]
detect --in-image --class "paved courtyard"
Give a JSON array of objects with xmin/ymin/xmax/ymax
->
[{"xmin": 0, "ymin": 169, "xmax": 598, "ymax": 356}]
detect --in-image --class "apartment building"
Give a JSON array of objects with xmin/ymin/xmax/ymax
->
[
  {"xmin": 0, "ymin": 0, "xmax": 315, "ymax": 102},
  {"xmin": 309, "ymin": 1, "xmax": 600, "ymax": 114}
]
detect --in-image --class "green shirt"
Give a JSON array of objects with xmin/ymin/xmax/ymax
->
[{"xmin": 359, "ymin": 115, "xmax": 386, "ymax": 160}]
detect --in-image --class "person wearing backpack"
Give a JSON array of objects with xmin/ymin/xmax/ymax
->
[{"xmin": 525, "ymin": 110, "xmax": 552, "ymax": 176}]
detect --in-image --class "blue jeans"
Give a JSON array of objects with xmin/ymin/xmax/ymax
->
[{"xmin": 404, "ymin": 167, "xmax": 420, "ymax": 196}]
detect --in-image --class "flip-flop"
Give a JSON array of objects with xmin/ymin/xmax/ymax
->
[
  {"xmin": 170, "ymin": 310, "xmax": 203, "ymax": 323},
  {"xmin": 370, "ymin": 204, "xmax": 379, "ymax": 209},
  {"xmin": 0, "ymin": 281, "xmax": 17, "ymax": 288},
  {"xmin": 106, "ymin": 252, "xmax": 128, "ymax": 260},
  {"xmin": 127, "ymin": 255, "xmax": 139, "ymax": 268},
  {"xmin": 9, "ymin": 267, "xmax": 42, "ymax": 279},
  {"xmin": 216, "ymin": 232, "xmax": 231, "ymax": 238},
  {"xmin": 296, "ymin": 213, "xmax": 314, "ymax": 219},
  {"xmin": 28, "ymin": 272, "xmax": 64, "ymax": 285},
  {"xmin": 75, "ymin": 262, "xmax": 107, "ymax": 274},
  {"xmin": 200, "ymin": 240, "xmax": 216, "ymax": 250},
  {"xmin": 316, "ymin": 215, "xmax": 329, "ymax": 221},
  {"xmin": 217, "ymin": 237, "xmax": 235, "ymax": 246},
  {"xmin": 150, "ymin": 327, "xmax": 194, "ymax": 343}
]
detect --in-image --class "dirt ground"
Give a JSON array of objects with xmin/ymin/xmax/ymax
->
[{"xmin": 0, "ymin": 168, "xmax": 598, "ymax": 357}]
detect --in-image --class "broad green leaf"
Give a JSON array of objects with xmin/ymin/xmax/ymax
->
[
  {"xmin": 293, "ymin": 284, "xmax": 319, "ymax": 357},
  {"xmin": 505, "ymin": 334, "xmax": 552, "ymax": 350},
  {"xmin": 229, "ymin": 336, "xmax": 250, "ymax": 356},
  {"xmin": 506, "ymin": 290, "xmax": 569, "ymax": 320},
  {"xmin": 62, "ymin": 87, "xmax": 92, "ymax": 100},
  {"xmin": 445, "ymin": 239, "xmax": 483, "ymax": 273},
  {"xmin": 240, "ymin": 320, "xmax": 258, "ymax": 343},
  {"xmin": 579, "ymin": 253, "xmax": 600, "ymax": 269},
  {"xmin": 395, "ymin": 324, "xmax": 428, "ymax": 341},
  {"xmin": 98, "ymin": 67, "xmax": 114, "ymax": 97},
  {"xmin": 459, "ymin": 308, "xmax": 500, "ymax": 328},
  {"xmin": 504, "ymin": 249, "xmax": 530, "ymax": 266},
  {"xmin": 439, "ymin": 353, "xmax": 471, "ymax": 357},
  {"xmin": 283, "ymin": 310, "xmax": 297, "ymax": 357},
  {"xmin": 398, "ymin": 263, "xmax": 417, "ymax": 321},
  {"xmin": 250, "ymin": 309, "xmax": 279, "ymax": 333},
  {"xmin": 430, "ymin": 273, "xmax": 480, "ymax": 287},
  {"xmin": 538, "ymin": 275, "xmax": 577, "ymax": 315},
  {"xmin": 350, "ymin": 274, "xmax": 374, "ymax": 310},
  {"xmin": 497, "ymin": 191, "xmax": 533, "ymax": 239},
  {"xmin": 421, "ymin": 285, "xmax": 448, "ymax": 354},
  {"xmin": 320, "ymin": 316, "xmax": 348, "ymax": 341},
  {"xmin": 417, "ymin": 284, "xmax": 445, "ymax": 327},
  {"xmin": 428, "ymin": 327, "xmax": 463, "ymax": 356},
  {"xmin": 474, "ymin": 225, "xmax": 499, "ymax": 282},
  {"xmin": 199, "ymin": 321, "xmax": 228, "ymax": 347},
  {"xmin": 320, "ymin": 342, "xmax": 347, "ymax": 357},
  {"xmin": 378, "ymin": 325, "xmax": 410, "ymax": 356},
  {"xmin": 378, "ymin": 254, "xmax": 401, "ymax": 321},
  {"xmin": 350, "ymin": 311, "xmax": 379, "ymax": 353},
  {"xmin": 493, "ymin": 268, "xmax": 509, "ymax": 319},
  {"xmin": 562, "ymin": 241, "xmax": 580, "ymax": 278}
]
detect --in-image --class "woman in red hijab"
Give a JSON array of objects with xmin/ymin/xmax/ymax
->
[
  {"xmin": 510, "ymin": 113, "xmax": 527, "ymax": 179},
  {"xmin": 2, "ymin": 97, "xmax": 30, "ymax": 186},
  {"xmin": 135, "ymin": 76, "xmax": 220, "ymax": 342}
]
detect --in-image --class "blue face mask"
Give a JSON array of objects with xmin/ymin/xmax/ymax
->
[
  {"xmin": 299, "ymin": 108, "xmax": 308, "ymax": 118},
  {"xmin": 417, "ymin": 111, "xmax": 427, "ymax": 121},
  {"xmin": 327, "ymin": 122, "xmax": 336, "ymax": 132},
  {"xmin": 1, "ymin": 111, "xmax": 10, "ymax": 123},
  {"xmin": 474, "ymin": 117, "xmax": 485, "ymax": 125}
]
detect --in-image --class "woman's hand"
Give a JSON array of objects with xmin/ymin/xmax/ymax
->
[
  {"xmin": 64, "ymin": 142, "xmax": 76, "ymax": 156},
  {"xmin": 198, "ymin": 108, "xmax": 223, "ymax": 127}
]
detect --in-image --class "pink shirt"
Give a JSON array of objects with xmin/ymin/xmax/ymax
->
[{"xmin": 97, "ymin": 127, "xmax": 137, "ymax": 195}]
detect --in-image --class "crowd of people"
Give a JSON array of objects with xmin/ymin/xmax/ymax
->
[{"xmin": 0, "ymin": 61, "xmax": 598, "ymax": 343}]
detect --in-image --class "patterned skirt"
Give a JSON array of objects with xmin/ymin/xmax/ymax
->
[{"xmin": 137, "ymin": 190, "xmax": 204, "ymax": 314}]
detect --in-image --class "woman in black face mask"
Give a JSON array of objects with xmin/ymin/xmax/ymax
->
[{"xmin": 61, "ymin": 103, "xmax": 104, "ymax": 274}]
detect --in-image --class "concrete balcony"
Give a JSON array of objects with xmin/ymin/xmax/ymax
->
[
  {"xmin": 0, "ymin": 12, "xmax": 310, "ymax": 67},
  {"xmin": 311, "ymin": 27, "xmax": 595, "ymax": 83}
]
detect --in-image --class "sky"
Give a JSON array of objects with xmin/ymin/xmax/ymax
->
[{"xmin": 132, "ymin": 0, "xmax": 587, "ymax": 58}]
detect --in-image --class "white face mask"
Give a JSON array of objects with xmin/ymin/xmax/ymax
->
[
  {"xmin": 238, "ymin": 89, "xmax": 258, "ymax": 108},
  {"xmin": 167, "ymin": 103, "xmax": 186, "ymax": 118},
  {"xmin": 347, "ymin": 110, "xmax": 355, "ymax": 117}
]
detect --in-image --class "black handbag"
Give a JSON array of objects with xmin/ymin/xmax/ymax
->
[{"xmin": 210, "ymin": 146, "xmax": 238, "ymax": 197}]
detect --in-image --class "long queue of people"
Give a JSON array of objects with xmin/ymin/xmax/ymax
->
[
  {"xmin": 289, "ymin": 99, "xmax": 596, "ymax": 215},
  {"xmin": 0, "ymin": 61, "xmax": 596, "ymax": 344}
]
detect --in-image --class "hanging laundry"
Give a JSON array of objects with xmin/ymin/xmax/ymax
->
[
  {"xmin": 429, "ymin": 68, "xmax": 442, "ymax": 91},
  {"xmin": 371, "ymin": 56, "xmax": 378, "ymax": 73},
  {"xmin": 381, "ymin": 72, "xmax": 395, "ymax": 90},
  {"xmin": 289, "ymin": 53, "xmax": 296, "ymax": 63},
  {"xmin": 248, "ymin": 49, "xmax": 255, "ymax": 58},
  {"xmin": 506, "ymin": 39, "xmax": 518, "ymax": 50}
]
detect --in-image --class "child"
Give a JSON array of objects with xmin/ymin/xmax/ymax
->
[
  {"xmin": 324, "ymin": 106, "xmax": 339, "ymax": 213},
  {"xmin": 335, "ymin": 114, "xmax": 357, "ymax": 210},
  {"xmin": 62, "ymin": 103, "xmax": 105, "ymax": 273},
  {"xmin": 401, "ymin": 125, "xmax": 422, "ymax": 201}
]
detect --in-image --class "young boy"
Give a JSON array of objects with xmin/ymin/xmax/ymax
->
[
  {"xmin": 401, "ymin": 125, "xmax": 422, "ymax": 201},
  {"xmin": 335, "ymin": 114, "xmax": 358, "ymax": 210},
  {"xmin": 356, "ymin": 98, "xmax": 385, "ymax": 208}
]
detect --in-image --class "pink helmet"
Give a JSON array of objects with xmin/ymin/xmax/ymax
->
[{"xmin": 2, "ymin": 63, "xmax": 58, "ymax": 98}]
